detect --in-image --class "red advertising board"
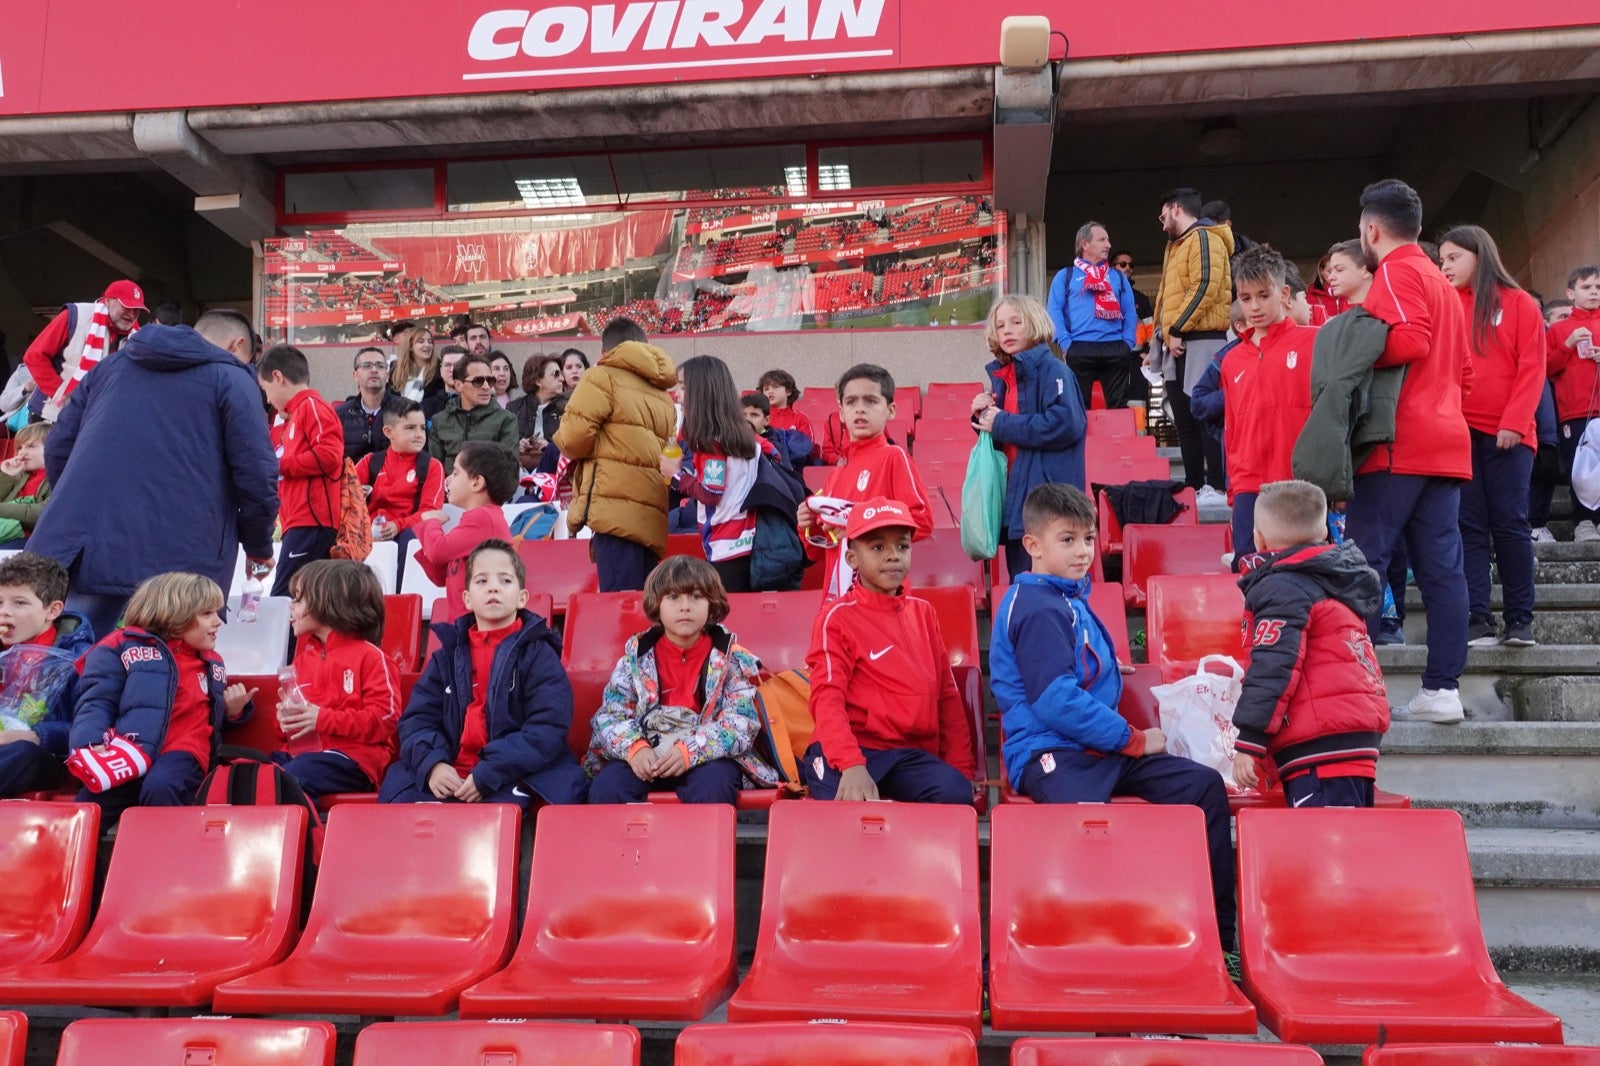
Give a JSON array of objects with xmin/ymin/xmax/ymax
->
[
  {"xmin": 369, "ymin": 212, "xmax": 674, "ymax": 288},
  {"xmin": 1, "ymin": 0, "xmax": 1595, "ymax": 117}
]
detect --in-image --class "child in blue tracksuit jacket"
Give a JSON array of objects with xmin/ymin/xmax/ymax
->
[
  {"xmin": 70, "ymin": 572, "xmax": 254, "ymax": 825},
  {"xmin": 989, "ymin": 483, "xmax": 1237, "ymax": 953},
  {"xmin": 1186, "ymin": 301, "xmax": 1247, "ymax": 446},
  {"xmin": 379, "ymin": 539, "xmax": 587, "ymax": 807},
  {"xmin": 0, "ymin": 552, "xmax": 94, "ymax": 796}
]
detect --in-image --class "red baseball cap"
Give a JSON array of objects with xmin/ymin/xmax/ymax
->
[
  {"xmin": 102, "ymin": 279, "xmax": 146, "ymax": 311},
  {"xmin": 845, "ymin": 497, "xmax": 916, "ymax": 539}
]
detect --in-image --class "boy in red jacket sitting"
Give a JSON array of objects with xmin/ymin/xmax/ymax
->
[
  {"xmin": 801, "ymin": 497, "xmax": 976, "ymax": 803},
  {"xmin": 415, "ymin": 441, "xmax": 516, "ymax": 624},
  {"xmin": 1546, "ymin": 264, "xmax": 1600, "ymax": 542},
  {"xmin": 259, "ymin": 345, "xmax": 345, "ymax": 597},
  {"xmin": 1232, "ymin": 481, "xmax": 1391, "ymax": 807}
]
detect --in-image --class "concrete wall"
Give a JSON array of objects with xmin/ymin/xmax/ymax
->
[{"xmin": 304, "ymin": 325, "xmax": 993, "ymax": 404}]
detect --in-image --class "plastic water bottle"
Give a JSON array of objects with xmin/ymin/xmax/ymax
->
[
  {"xmin": 237, "ymin": 565, "xmax": 267, "ymax": 624},
  {"xmin": 278, "ymin": 665, "xmax": 306, "ymax": 707},
  {"xmin": 661, "ymin": 442, "xmax": 683, "ymax": 485},
  {"xmin": 371, "ymin": 516, "xmax": 386, "ymax": 541}
]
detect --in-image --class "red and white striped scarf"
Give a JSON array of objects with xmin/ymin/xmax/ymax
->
[
  {"xmin": 48, "ymin": 301, "xmax": 134, "ymax": 416},
  {"xmin": 1076, "ymin": 258, "xmax": 1124, "ymax": 321}
]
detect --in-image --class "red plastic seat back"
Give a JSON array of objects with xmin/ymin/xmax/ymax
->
[
  {"xmin": 302, "ymin": 805, "xmax": 517, "ymax": 969},
  {"xmin": 725, "ymin": 592, "xmax": 819, "ymax": 674},
  {"xmin": 1123, "ymin": 524, "xmax": 1230, "ymax": 603},
  {"xmin": 1086, "ymin": 408, "xmax": 1137, "ymax": 438},
  {"xmin": 0, "ymin": 802, "xmax": 98, "ymax": 970},
  {"xmin": 222, "ymin": 675, "xmax": 285, "ymax": 752},
  {"xmin": 666, "ymin": 533, "xmax": 707, "ymax": 559},
  {"xmin": 677, "ymin": 1021, "xmax": 978, "ymax": 1064},
  {"xmin": 802, "ymin": 466, "xmax": 831, "ymax": 492},
  {"xmin": 1117, "ymin": 664, "xmax": 1163, "ymax": 732},
  {"xmin": 563, "ymin": 592, "xmax": 651, "ymax": 673},
  {"xmin": 381, "ymin": 594, "xmax": 423, "ymax": 672},
  {"xmin": 1363, "ymin": 1047, "xmax": 1600, "ymax": 1065},
  {"xmin": 1238, "ymin": 809, "xmax": 1503, "ymax": 995},
  {"xmin": 1146, "ymin": 574, "xmax": 1246, "ymax": 677},
  {"xmin": 84, "ymin": 805, "xmax": 306, "ymax": 965},
  {"xmin": 521, "ymin": 805, "xmax": 733, "ymax": 965},
  {"xmin": 354, "ymin": 1021, "xmax": 640, "ymax": 1065},
  {"xmin": 1097, "ymin": 486, "xmax": 1197, "ymax": 557},
  {"xmin": 0, "ymin": 1013, "xmax": 20, "ymax": 1066},
  {"xmin": 57, "ymin": 1018, "xmax": 336, "ymax": 1066},
  {"xmin": 756, "ymin": 802, "xmax": 979, "ymax": 964},
  {"xmin": 912, "ymin": 438, "xmax": 972, "ymax": 470},
  {"xmin": 1012, "ymin": 1037, "xmax": 1324, "ymax": 1064},
  {"xmin": 518, "ymin": 540, "xmax": 600, "ymax": 615},
  {"xmin": 1086, "ymin": 581, "xmax": 1131, "ymax": 663},
  {"xmin": 907, "ymin": 529, "xmax": 986, "ymax": 599},
  {"xmin": 914, "ymin": 585, "xmax": 979, "ymax": 669},
  {"xmin": 912, "ymin": 417, "xmax": 969, "ymax": 444},
  {"xmin": 1086, "ymin": 453, "xmax": 1170, "ymax": 487}
]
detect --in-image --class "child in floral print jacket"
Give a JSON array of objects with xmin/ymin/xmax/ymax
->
[{"xmin": 586, "ymin": 556, "xmax": 778, "ymax": 804}]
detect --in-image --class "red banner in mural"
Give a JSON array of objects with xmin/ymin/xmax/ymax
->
[{"xmin": 364, "ymin": 213, "xmax": 674, "ymax": 288}]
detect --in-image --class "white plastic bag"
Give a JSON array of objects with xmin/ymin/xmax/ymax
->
[
  {"xmin": 1151, "ymin": 655, "xmax": 1243, "ymax": 788},
  {"xmin": 1572, "ymin": 417, "xmax": 1600, "ymax": 512}
]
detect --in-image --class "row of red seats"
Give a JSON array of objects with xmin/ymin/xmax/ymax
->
[
  {"xmin": 26, "ymin": 1014, "xmax": 1593, "ymax": 1065},
  {"xmin": 0, "ymin": 801, "xmax": 1565, "ymax": 1046}
]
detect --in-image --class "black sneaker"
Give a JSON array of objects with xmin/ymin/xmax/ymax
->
[
  {"xmin": 1502, "ymin": 621, "xmax": 1536, "ymax": 647},
  {"xmin": 1467, "ymin": 619, "xmax": 1500, "ymax": 648},
  {"xmin": 1374, "ymin": 619, "xmax": 1405, "ymax": 646}
]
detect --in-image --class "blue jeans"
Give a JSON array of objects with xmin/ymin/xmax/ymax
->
[
  {"xmin": 1230, "ymin": 491, "xmax": 1258, "ymax": 570},
  {"xmin": 1460, "ymin": 431, "xmax": 1535, "ymax": 627}
]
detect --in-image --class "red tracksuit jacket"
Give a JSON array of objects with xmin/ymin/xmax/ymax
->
[
  {"xmin": 282, "ymin": 630, "xmax": 402, "ymax": 787},
  {"xmin": 416, "ymin": 505, "xmax": 514, "ymax": 624},
  {"xmin": 1359, "ymin": 244, "xmax": 1474, "ymax": 479},
  {"xmin": 1546, "ymin": 307, "xmax": 1600, "ymax": 423},
  {"xmin": 1457, "ymin": 286, "xmax": 1545, "ymax": 444},
  {"xmin": 276, "ymin": 389, "xmax": 345, "ymax": 530},
  {"xmin": 808, "ymin": 434, "xmax": 934, "ymax": 599},
  {"xmin": 1220, "ymin": 318, "xmax": 1317, "ymax": 500},
  {"xmin": 356, "ymin": 448, "xmax": 445, "ymax": 532},
  {"xmin": 806, "ymin": 582, "xmax": 975, "ymax": 777}
]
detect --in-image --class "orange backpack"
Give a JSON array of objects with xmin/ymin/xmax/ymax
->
[
  {"xmin": 751, "ymin": 669, "xmax": 813, "ymax": 794},
  {"xmin": 329, "ymin": 458, "xmax": 373, "ymax": 561}
]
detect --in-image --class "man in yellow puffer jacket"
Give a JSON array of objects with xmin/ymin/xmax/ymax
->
[{"xmin": 553, "ymin": 317, "xmax": 678, "ymax": 591}]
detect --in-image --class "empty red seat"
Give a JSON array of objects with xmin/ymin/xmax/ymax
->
[
  {"xmin": 56, "ymin": 1018, "xmax": 336, "ymax": 1066},
  {"xmin": 1011, "ymin": 1038, "xmax": 1324, "ymax": 1063},
  {"xmin": 912, "ymin": 438, "xmax": 973, "ymax": 471},
  {"xmin": 0, "ymin": 802, "xmax": 97, "ymax": 971},
  {"xmin": 519, "ymin": 539, "xmax": 601, "ymax": 615},
  {"xmin": 677, "ymin": 1021, "xmax": 977, "ymax": 1064},
  {"xmin": 1086, "ymin": 408, "xmax": 1137, "ymax": 437},
  {"xmin": 907, "ymin": 528, "xmax": 986, "ymax": 600},
  {"xmin": 1145, "ymin": 574, "xmax": 1246, "ymax": 680},
  {"xmin": 667, "ymin": 533, "xmax": 708, "ymax": 559},
  {"xmin": 912, "ymin": 584, "xmax": 988, "ymax": 810},
  {"xmin": 0, "ymin": 1012, "xmax": 21, "ymax": 1066},
  {"xmin": 1116, "ymin": 663, "xmax": 1163, "ymax": 731},
  {"xmin": 912, "ymin": 417, "xmax": 969, "ymax": 444},
  {"xmin": 1087, "ymin": 581, "xmax": 1133, "ymax": 663},
  {"xmin": 0, "ymin": 806, "xmax": 304, "ymax": 1007},
  {"xmin": 989, "ymin": 804, "xmax": 1255, "ymax": 1034},
  {"xmin": 1097, "ymin": 485, "xmax": 1196, "ymax": 559},
  {"xmin": 460, "ymin": 805, "xmax": 735, "ymax": 1021},
  {"xmin": 381, "ymin": 593, "xmax": 423, "ymax": 672},
  {"xmin": 1238, "ymin": 808, "xmax": 1564, "ymax": 1045},
  {"xmin": 802, "ymin": 466, "xmax": 831, "ymax": 492},
  {"xmin": 1122, "ymin": 523, "xmax": 1230, "ymax": 607},
  {"xmin": 728, "ymin": 803, "xmax": 982, "ymax": 1035},
  {"xmin": 725, "ymin": 591, "xmax": 819, "ymax": 673},
  {"xmin": 1363, "ymin": 1047, "xmax": 1600, "ymax": 1065},
  {"xmin": 563, "ymin": 591, "xmax": 652, "ymax": 673},
  {"xmin": 353, "ymin": 1021, "xmax": 640, "ymax": 1065},
  {"xmin": 213, "ymin": 804, "xmax": 519, "ymax": 1016}
]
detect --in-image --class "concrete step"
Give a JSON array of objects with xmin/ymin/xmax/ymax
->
[
  {"xmin": 1378, "ymin": 721, "xmax": 1600, "ymax": 829},
  {"xmin": 1468, "ymin": 827, "xmax": 1600, "ymax": 974},
  {"xmin": 1405, "ymin": 610, "xmax": 1600, "ymax": 646},
  {"xmin": 1376, "ymin": 644, "xmax": 1600, "ymax": 722},
  {"xmin": 1405, "ymin": 583, "xmax": 1600, "ymax": 612}
]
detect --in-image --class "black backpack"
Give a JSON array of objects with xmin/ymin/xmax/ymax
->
[{"xmin": 196, "ymin": 747, "xmax": 325, "ymax": 912}]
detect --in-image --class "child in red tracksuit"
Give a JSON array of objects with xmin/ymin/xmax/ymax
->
[
  {"xmin": 1221, "ymin": 248, "xmax": 1318, "ymax": 563},
  {"xmin": 275, "ymin": 560, "xmax": 402, "ymax": 800},
  {"xmin": 801, "ymin": 497, "xmax": 975, "ymax": 803},
  {"xmin": 795, "ymin": 365, "xmax": 933, "ymax": 600},
  {"xmin": 1232, "ymin": 481, "xmax": 1391, "ymax": 807},
  {"xmin": 758, "ymin": 369, "xmax": 816, "ymax": 453},
  {"xmin": 259, "ymin": 345, "xmax": 344, "ymax": 597},
  {"xmin": 1546, "ymin": 264, "xmax": 1600, "ymax": 541},
  {"xmin": 357, "ymin": 401, "xmax": 445, "ymax": 541},
  {"xmin": 415, "ymin": 441, "xmax": 516, "ymax": 624}
]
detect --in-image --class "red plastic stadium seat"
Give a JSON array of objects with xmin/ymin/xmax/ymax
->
[
  {"xmin": 916, "ymin": 585, "xmax": 979, "ymax": 671},
  {"xmin": 213, "ymin": 804, "xmax": 519, "ymax": 1016},
  {"xmin": 354, "ymin": 1021, "xmax": 640, "ymax": 1065},
  {"xmin": 989, "ymin": 804, "xmax": 1255, "ymax": 1034},
  {"xmin": 913, "ymin": 438, "xmax": 973, "ymax": 471},
  {"xmin": 1087, "ymin": 581, "xmax": 1133, "ymax": 663},
  {"xmin": 915, "ymin": 460, "xmax": 967, "ymax": 521},
  {"xmin": 677, "ymin": 1021, "xmax": 977, "ymax": 1064},
  {"xmin": 526, "ymin": 592, "xmax": 554, "ymax": 624},
  {"xmin": 0, "ymin": 802, "xmax": 97, "ymax": 971},
  {"xmin": 381, "ymin": 593, "xmax": 423, "ymax": 672},
  {"xmin": 222, "ymin": 674, "xmax": 287, "ymax": 752},
  {"xmin": 0, "ymin": 806, "xmax": 304, "ymax": 1008},
  {"xmin": 1145, "ymin": 574, "xmax": 1246, "ymax": 680},
  {"xmin": 0, "ymin": 1011, "xmax": 21, "ymax": 1066},
  {"xmin": 563, "ymin": 592, "xmax": 651, "ymax": 673},
  {"xmin": 913, "ymin": 417, "xmax": 969, "ymax": 444},
  {"xmin": 461, "ymin": 805, "xmax": 735, "ymax": 1021},
  {"xmin": 1012, "ymin": 1038, "xmax": 1324, "ymax": 1064},
  {"xmin": 907, "ymin": 528, "xmax": 986, "ymax": 600},
  {"xmin": 56, "ymin": 1018, "xmax": 335, "ymax": 1066},
  {"xmin": 1114, "ymin": 663, "xmax": 1164, "ymax": 732},
  {"xmin": 1363, "ymin": 1047, "xmax": 1600, "ymax": 1065},
  {"xmin": 1088, "ymin": 454, "xmax": 1171, "ymax": 486},
  {"xmin": 888, "ymin": 413, "xmax": 916, "ymax": 448},
  {"xmin": 1122, "ymin": 524, "xmax": 1230, "ymax": 608},
  {"xmin": 1086, "ymin": 408, "xmax": 1137, "ymax": 438},
  {"xmin": 1089, "ymin": 381, "xmax": 1107, "ymax": 410},
  {"xmin": 725, "ymin": 591, "xmax": 819, "ymax": 674},
  {"xmin": 667, "ymin": 533, "xmax": 708, "ymax": 559},
  {"xmin": 519, "ymin": 539, "xmax": 601, "ymax": 615},
  {"xmin": 1238, "ymin": 808, "xmax": 1564, "ymax": 1046},
  {"xmin": 1098, "ymin": 486, "xmax": 1196, "ymax": 559},
  {"xmin": 1086, "ymin": 433, "xmax": 1159, "ymax": 467},
  {"xmin": 728, "ymin": 803, "xmax": 983, "ymax": 1035},
  {"xmin": 802, "ymin": 466, "xmax": 831, "ymax": 492}
]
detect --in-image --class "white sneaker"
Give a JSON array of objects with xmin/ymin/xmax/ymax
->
[
  {"xmin": 1576, "ymin": 521, "xmax": 1600, "ymax": 544},
  {"xmin": 1221, "ymin": 552, "xmax": 1236, "ymax": 569},
  {"xmin": 1531, "ymin": 526, "xmax": 1556, "ymax": 543},
  {"xmin": 1196, "ymin": 486, "xmax": 1227, "ymax": 506},
  {"xmin": 1400, "ymin": 687, "xmax": 1466, "ymax": 724}
]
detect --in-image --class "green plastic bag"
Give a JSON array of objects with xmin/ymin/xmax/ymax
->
[{"xmin": 960, "ymin": 431, "xmax": 1007, "ymax": 560}]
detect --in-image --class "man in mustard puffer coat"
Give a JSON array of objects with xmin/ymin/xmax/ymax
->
[{"xmin": 554, "ymin": 317, "xmax": 677, "ymax": 591}]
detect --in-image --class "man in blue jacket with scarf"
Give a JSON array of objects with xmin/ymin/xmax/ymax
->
[{"xmin": 29, "ymin": 310, "xmax": 279, "ymax": 638}]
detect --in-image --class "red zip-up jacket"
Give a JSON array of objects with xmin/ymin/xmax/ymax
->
[
  {"xmin": 355, "ymin": 447, "xmax": 444, "ymax": 532},
  {"xmin": 1359, "ymin": 244, "xmax": 1474, "ymax": 479},
  {"xmin": 1220, "ymin": 318, "xmax": 1317, "ymax": 500},
  {"xmin": 276, "ymin": 389, "xmax": 345, "ymax": 530},
  {"xmin": 416, "ymin": 504, "xmax": 514, "ymax": 624},
  {"xmin": 1546, "ymin": 307, "xmax": 1600, "ymax": 423},
  {"xmin": 282, "ymin": 630, "xmax": 402, "ymax": 787},
  {"xmin": 806, "ymin": 583, "xmax": 975, "ymax": 777},
  {"xmin": 1457, "ymin": 286, "xmax": 1545, "ymax": 444},
  {"xmin": 808, "ymin": 434, "xmax": 934, "ymax": 600}
]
